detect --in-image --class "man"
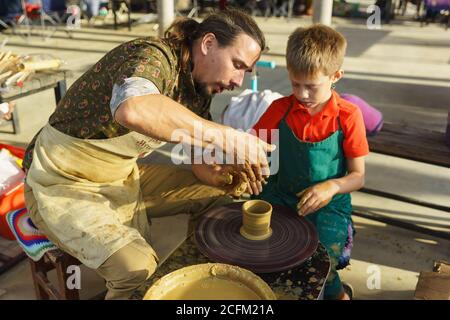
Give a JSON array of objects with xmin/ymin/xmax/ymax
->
[{"xmin": 23, "ymin": 9, "xmax": 273, "ymax": 299}]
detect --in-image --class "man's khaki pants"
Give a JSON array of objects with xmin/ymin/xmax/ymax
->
[{"xmin": 26, "ymin": 164, "xmax": 232, "ymax": 300}]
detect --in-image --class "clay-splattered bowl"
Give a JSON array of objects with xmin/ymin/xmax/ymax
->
[{"xmin": 143, "ymin": 263, "xmax": 277, "ymax": 300}]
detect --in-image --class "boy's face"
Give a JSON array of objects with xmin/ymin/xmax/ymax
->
[{"xmin": 289, "ymin": 70, "xmax": 343, "ymax": 111}]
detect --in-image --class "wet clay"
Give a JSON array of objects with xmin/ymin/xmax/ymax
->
[
  {"xmin": 221, "ymin": 171, "xmax": 249, "ymax": 198},
  {"xmin": 160, "ymin": 277, "xmax": 261, "ymax": 300},
  {"xmin": 144, "ymin": 263, "xmax": 276, "ymax": 300}
]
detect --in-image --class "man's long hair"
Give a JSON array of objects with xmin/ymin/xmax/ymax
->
[{"xmin": 164, "ymin": 8, "xmax": 266, "ymax": 70}]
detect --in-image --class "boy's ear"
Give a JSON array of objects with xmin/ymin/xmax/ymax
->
[{"xmin": 331, "ymin": 70, "xmax": 344, "ymax": 83}]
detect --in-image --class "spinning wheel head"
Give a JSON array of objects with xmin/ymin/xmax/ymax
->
[{"xmin": 195, "ymin": 202, "xmax": 319, "ymax": 274}]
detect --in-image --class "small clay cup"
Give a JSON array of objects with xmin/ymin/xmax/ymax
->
[{"xmin": 240, "ymin": 200, "xmax": 273, "ymax": 241}]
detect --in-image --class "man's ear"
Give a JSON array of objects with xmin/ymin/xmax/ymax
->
[
  {"xmin": 200, "ymin": 32, "xmax": 217, "ymax": 56},
  {"xmin": 331, "ymin": 69, "xmax": 344, "ymax": 83}
]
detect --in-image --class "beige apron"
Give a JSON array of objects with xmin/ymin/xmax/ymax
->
[{"xmin": 26, "ymin": 123, "xmax": 166, "ymax": 269}]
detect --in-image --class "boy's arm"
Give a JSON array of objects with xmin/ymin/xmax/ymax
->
[
  {"xmin": 330, "ymin": 156, "xmax": 365, "ymax": 194},
  {"xmin": 297, "ymin": 156, "xmax": 365, "ymax": 216}
]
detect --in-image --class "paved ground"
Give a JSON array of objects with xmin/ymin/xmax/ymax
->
[{"xmin": 0, "ymin": 5, "xmax": 449, "ymax": 299}]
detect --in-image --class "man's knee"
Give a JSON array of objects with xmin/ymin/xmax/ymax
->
[
  {"xmin": 96, "ymin": 239, "xmax": 158, "ymax": 299},
  {"xmin": 108, "ymin": 239, "xmax": 157, "ymax": 281}
]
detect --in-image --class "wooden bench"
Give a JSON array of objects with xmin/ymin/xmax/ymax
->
[
  {"xmin": 0, "ymin": 70, "xmax": 72, "ymax": 134},
  {"xmin": 353, "ymin": 121, "xmax": 450, "ymax": 240},
  {"xmin": 367, "ymin": 122, "xmax": 450, "ymax": 168}
]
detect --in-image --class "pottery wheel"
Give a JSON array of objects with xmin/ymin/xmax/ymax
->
[{"xmin": 195, "ymin": 202, "xmax": 319, "ymax": 274}]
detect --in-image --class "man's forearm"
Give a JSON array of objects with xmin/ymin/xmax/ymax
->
[
  {"xmin": 192, "ymin": 163, "xmax": 216, "ymax": 186},
  {"xmin": 114, "ymin": 94, "xmax": 228, "ymax": 148},
  {"xmin": 114, "ymin": 93, "xmax": 274, "ymax": 185}
]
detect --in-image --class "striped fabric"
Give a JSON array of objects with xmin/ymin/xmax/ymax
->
[{"xmin": 6, "ymin": 208, "xmax": 56, "ymax": 261}]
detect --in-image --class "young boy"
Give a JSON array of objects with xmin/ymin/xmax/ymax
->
[{"xmin": 253, "ymin": 25, "xmax": 369, "ymax": 300}]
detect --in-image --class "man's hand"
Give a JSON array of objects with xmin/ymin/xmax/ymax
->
[
  {"xmin": 214, "ymin": 165, "xmax": 251, "ymax": 198},
  {"xmin": 223, "ymin": 131, "xmax": 275, "ymax": 195},
  {"xmin": 114, "ymin": 94, "xmax": 274, "ymax": 194},
  {"xmin": 296, "ymin": 180, "xmax": 340, "ymax": 216},
  {"xmin": 192, "ymin": 164, "xmax": 250, "ymax": 198},
  {"xmin": 193, "ymin": 163, "xmax": 270, "ymax": 198}
]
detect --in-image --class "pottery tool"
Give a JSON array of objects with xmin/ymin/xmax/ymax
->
[
  {"xmin": 195, "ymin": 202, "xmax": 319, "ymax": 274},
  {"xmin": 19, "ymin": 59, "xmax": 62, "ymax": 72},
  {"xmin": 0, "ymin": 51, "xmax": 63, "ymax": 87},
  {"xmin": 16, "ymin": 70, "xmax": 34, "ymax": 87},
  {"xmin": 0, "ymin": 53, "xmax": 23, "ymax": 85},
  {"xmin": 4, "ymin": 72, "xmax": 24, "ymax": 87},
  {"xmin": 0, "ymin": 71, "xmax": 13, "ymax": 83}
]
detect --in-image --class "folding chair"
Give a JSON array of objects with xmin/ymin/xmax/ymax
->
[
  {"xmin": 0, "ymin": 0, "xmax": 21, "ymax": 30},
  {"xmin": 40, "ymin": 0, "xmax": 67, "ymax": 24},
  {"xmin": 7, "ymin": 0, "xmax": 58, "ymax": 40},
  {"xmin": 0, "ymin": 20, "xmax": 9, "ymax": 31}
]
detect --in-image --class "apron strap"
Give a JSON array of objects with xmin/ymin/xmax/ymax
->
[
  {"xmin": 337, "ymin": 115, "xmax": 342, "ymax": 130},
  {"xmin": 336, "ymin": 111, "xmax": 345, "ymax": 138},
  {"xmin": 281, "ymin": 100, "xmax": 295, "ymax": 121}
]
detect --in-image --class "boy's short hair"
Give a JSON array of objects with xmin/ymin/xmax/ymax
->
[{"xmin": 286, "ymin": 24, "xmax": 347, "ymax": 77}]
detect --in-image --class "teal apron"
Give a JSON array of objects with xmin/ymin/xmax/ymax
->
[{"xmin": 256, "ymin": 101, "xmax": 354, "ymax": 299}]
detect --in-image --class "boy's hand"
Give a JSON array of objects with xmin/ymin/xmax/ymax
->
[{"xmin": 296, "ymin": 180, "xmax": 340, "ymax": 216}]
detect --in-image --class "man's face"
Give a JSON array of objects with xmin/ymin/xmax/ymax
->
[
  {"xmin": 289, "ymin": 70, "xmax": 342, "ymax": 111},
  {"xmin": 192, "ymin": 33, "xmax": 261, "ymax": 95}
]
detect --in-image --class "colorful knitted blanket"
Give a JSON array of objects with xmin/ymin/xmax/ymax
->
[{"xmin": 6, "ymin": 208, "xmax": 56, "ymax": 261}]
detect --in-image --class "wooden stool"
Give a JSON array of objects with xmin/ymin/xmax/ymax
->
[{"xmin": 29, "ymin": 249, "xmax": 82, "ymax": 300}]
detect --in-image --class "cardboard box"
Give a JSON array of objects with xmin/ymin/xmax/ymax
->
[{"xmin": 414, "ymin": 261, "xmax": 450, "ymax": 300}]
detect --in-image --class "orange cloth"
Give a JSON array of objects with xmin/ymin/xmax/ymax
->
[{"xmin": 253, "ymin": 91, "xmax": 369, "ymax": 158}]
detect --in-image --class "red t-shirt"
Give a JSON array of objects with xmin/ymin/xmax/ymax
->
[{"xmin": 252, "ymin": 91, "xmax": 369, "ymax": 158}]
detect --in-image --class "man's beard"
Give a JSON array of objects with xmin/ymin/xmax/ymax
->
[{"xmin": 193, "ymin": 79, "xmax": 212, "ymax": 97}]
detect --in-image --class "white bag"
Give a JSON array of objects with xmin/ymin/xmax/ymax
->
[
  {"xmin": 221, "ymin": 89, "xmax": 283, "ymax": 132},
  {"xmin": 0, "ymin": 149, "xmax": 25, "ymax": 196}
]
